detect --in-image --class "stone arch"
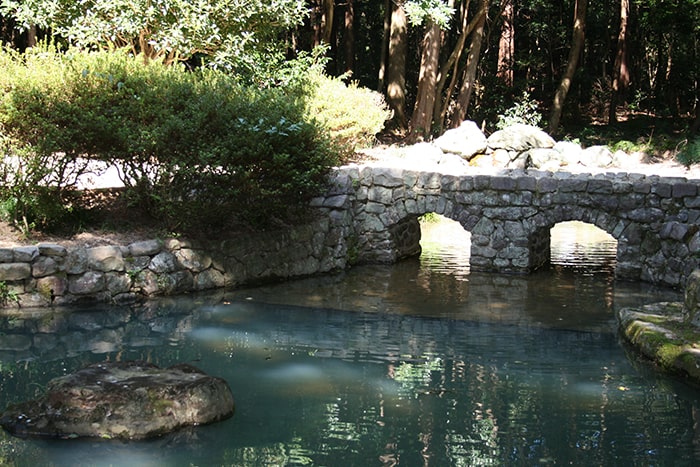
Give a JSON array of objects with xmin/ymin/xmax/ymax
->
[
  {"xmin": 383, "ymin": 197, "xmax": 474, "ymax": 264},
  {"xmin": 522, "ymin": 206, "xmax": 641, "ymax": 278}
]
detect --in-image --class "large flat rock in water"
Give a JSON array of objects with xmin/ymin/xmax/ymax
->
[{"xmin": 0, "ymin": 361, "xmax": 234, "ymax": 440}]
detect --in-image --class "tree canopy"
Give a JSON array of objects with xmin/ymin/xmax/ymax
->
[
  {"xmin": 0, "ymin": 0, "xmax": 308, "ymax": 73},
  {"xmin": 1, "ymin": 0, "xmax": 699, "ymax": 141}
]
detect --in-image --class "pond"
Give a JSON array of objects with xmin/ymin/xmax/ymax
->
[{"xmin": 1, "ymin": 220, "xmax": 699, "ymax": 466}]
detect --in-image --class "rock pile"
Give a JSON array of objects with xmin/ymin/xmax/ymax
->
[{"xmin": 432, "ymin": 121, "xmax": 626, "ymax": 171}]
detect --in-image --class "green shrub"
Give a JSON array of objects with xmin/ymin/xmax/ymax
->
[
  {"xmin": 0, "ymin": 137, "xmax": 75, "ymax": 231},
  {"xmin": 678, "ymin": 137, "xmax": 700, "ymax": 166},
  {"xmin": 0, "ymin": 46, "xmax": 376, "ymax": 231},
  {"xmin": 496, "ymin": 92, "xmax": 543, "ymax": 130},
  {"xmin": 303, "ymin": 72, "xmax": 391, "ymax": 157},
  {"xmin": 609, "ymin": 139, "xmax": 653, "ymax": 154},
  {"xmin": 0, "ymin": 46, "xmax": 391, "ymax": 232}
]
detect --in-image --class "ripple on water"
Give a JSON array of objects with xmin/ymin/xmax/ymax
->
[{"xmin": 549, "ymin": 221, "xmax": 617, "ymax": 273}]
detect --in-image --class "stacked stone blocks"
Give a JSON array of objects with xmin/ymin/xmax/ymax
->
[{"xmin": 0, "ymin": 216, "xmax": 348, "ymax": 308}]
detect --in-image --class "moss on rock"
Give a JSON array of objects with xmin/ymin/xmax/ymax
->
[{"xmin": 618, "ymin": 300, "xmax": 700, "ymax": 385}]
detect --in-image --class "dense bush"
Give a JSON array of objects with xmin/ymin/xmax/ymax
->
[
  {"xmin": 0, "ymin": 136, "xmax": 71, "ymax": 233},
  {"xmin": 0, "ymin": 46, "xmax": 389, "ymax": 232},
  {"xmin": 303, "ymin": 72, "xmax": 391, "ymax": 157}
]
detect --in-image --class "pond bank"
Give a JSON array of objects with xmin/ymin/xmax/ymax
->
[{"xmin": 618, "ymin": 270, "xmax": 700, "ymax": 386}]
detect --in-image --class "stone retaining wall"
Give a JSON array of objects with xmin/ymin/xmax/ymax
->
[{"xmin": 0, "ymin": 217, "xmax": 350, "ymax": 308}]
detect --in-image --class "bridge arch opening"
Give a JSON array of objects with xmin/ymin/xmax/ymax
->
[
  {"xmin": 387, "ymin": 216, "xmax": 617, "ymax": 277},
  {"xmin": 548, "ymin": 221, "xmax": 618, "ymax": 273},
  {"xmin": 417, "ymin": 213, "xmax": 472, "ymax": 272},
  {"xmin": 408, "ymin": 217, "xmax": 617, "ymax": 276}
]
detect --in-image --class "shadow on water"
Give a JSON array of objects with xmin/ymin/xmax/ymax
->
[{"xmin": 1, "ymin": 219, "xmax": 699, "ymax": 466}]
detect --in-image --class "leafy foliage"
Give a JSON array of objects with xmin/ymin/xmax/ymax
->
[
  {"xmin": 678, "ymin": 137, "xmax": 700, "ymax": 166},
  {"xmin": 0, "ymin": 137, "xmax": 71, "ymax": 232},
  {"xmin": 0, "ymin": 280, "xmax": 20, "ymax": 306},
  {"xmin": 0, "ymin": 0, "xmax": 307, "ymax": 74},
  {"xmin": 304, "ymin": 72, "xmax": 391, "ymax": 157},
  {"xmin": 403, "ymin": 0, "xmax": 455, "ymax": 29},
  {"xmin": 496, "ymin": 92, "xmax": 543, "ymax": 130},
  {"xmin": 0, "ymin": 46, "xmax": 389, "ymax": 232}
]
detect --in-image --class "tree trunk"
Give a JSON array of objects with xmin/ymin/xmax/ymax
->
[
  {"xmin": 451, "ymin": 0, "xmax": 488, "ymax": 126},
  {"xmin": 343, "ymin": 0, "xmax": 355, "ymax": 75},
  {"xmin": 311, "ymin": 1, "xmax": 322, "ymax": 47},
  {"xmin": 377, "ymin": 0, "xmax": 392, "ymax": 92},
  {"xmin": 433, "ymin": 0, "xmax": 473, "ymax": 131},
  {"xmin": 410, "ymin": 20, "xmax": 442, "ymax": 141},
  {"xmin": 548, "ymin": 0, "xmax": 587, "ymax": 135},
  {"xmin": 27, "ymin": 24, "xmax": 37, "ymax": 48},
  {"xmin": 609, "ymin": 0, "xmax": 630, "ymax": 124},
  {"xmin": 311, "ymin": 0, "xmax": 335, "ymax": 47},
  {"xmin": 496, "ymin": 0, "xmax": 514, "ymax": 86},
  {"xmin": 321, "ymin": 0, "xmax": 335, "ymax": 44},
  {"xmin": 665, "ymin": 39, "xmax": 679, "ymax": 118},
  {"xmin": 386, "ymin": 2, "xmax": 408, "ymax": 129}
]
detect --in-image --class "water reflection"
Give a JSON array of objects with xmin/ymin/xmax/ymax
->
[
  {"xmin": 1, "ymin": 219, "xmax": 698, "ymax": 466},
  {"xmin": 550, "ymin": 220, "xmax": 618, "ymax": 273},
  {"xmin": 418, "ymin": 215, "xmax": 471, "ymax": 280}
]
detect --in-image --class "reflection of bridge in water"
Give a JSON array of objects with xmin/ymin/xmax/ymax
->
[{"xmin": 317, "ymin": 166, "xmax": 700, "ymax": 287}]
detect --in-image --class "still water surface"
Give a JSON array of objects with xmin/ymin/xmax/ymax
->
[{"xmin": 1, "ymin": 220, "xmax": 699, "ymax": 466}]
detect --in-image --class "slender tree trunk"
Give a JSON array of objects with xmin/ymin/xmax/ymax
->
[
  {"xmin": 386, "ymin": 2, "xmax": 408, "ymax": 129},
  {"xmin": 343, "ymin": 0, "xmax": 355, "ymax": 75},
  {"xmin": 311, "ymin": 0, "xmax": 335, "ymax": 48},
  {"xmin": 548, "ymin": 0, "xmax": 587, "ymax": 135},
  {"xmin": 497, "ymin": 0, "xmax": 514, "ymax": 86},
  {"xmin": 433, "ymin": 0, "xmax": 473, "ymax": 130},
  {"xmin": 452, "ymin": 0, "xmax": 488, "ymax": 126},
  {"xmin": 410, "ymin": 20, "xmax": 442, "ymax": 140},
  {"xmin": 321, "ymin": 0, "xmax": 335, "ymax": 44},
  {"xmin": 311, "ymin": 1, "xmax": 322, "ymax": 47},
  {"xmin": 609, "ymin": 0, "xmax": 630, "ymax": 124},
  {"xmin": 377, "ymin": 0, "xmax": 392, "ymax": 92},
  {"xmin": 665, "ymin": 39, "xmax": 679, "ymax": 118}
]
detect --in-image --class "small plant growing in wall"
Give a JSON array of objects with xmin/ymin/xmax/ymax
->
[
  {"xmin": 126, "ymin": 267, "xmax": 144, "ymax": 282},
  {"xmin": 346, "ymin": 234, "xmax": 361, "ymax": 265},
  {"xmin": 0, "ymin": 280, "xmax": 20, "ymax": 307}
]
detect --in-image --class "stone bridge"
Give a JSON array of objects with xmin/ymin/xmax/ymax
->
[
  {"xmin": 315, "ymin": 164, "xmax": 700, "ymax": 288},
  {"xmin": 3, "ymin": 163, "xmax": 700, "ymax": 308}
]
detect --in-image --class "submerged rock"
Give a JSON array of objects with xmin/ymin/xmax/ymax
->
[{"xmin": 0, "ymin": 361, "xmax": 234, "ymax": 440}]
